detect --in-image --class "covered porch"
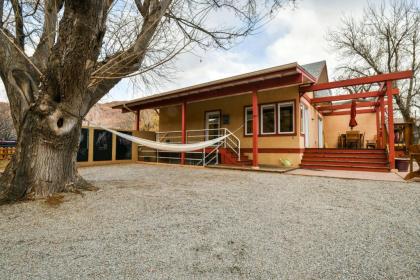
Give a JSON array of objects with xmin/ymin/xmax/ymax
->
[{"xmin": 113, "ymin": 62, "xmax": 317, "ymax": 168}]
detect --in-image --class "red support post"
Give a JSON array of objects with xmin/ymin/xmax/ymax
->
[
  {"xmin": 386, "ymin": 81, "xmax": 395, "ymax": 170},
  {"xmin": 375, "ymin": 107, "xmax": 380, "ymax": 147},
  {"xmin": 134, "ymin": 110, "xmax": 140, "ymax": 131},
  {"xmin": 252, "ymin": 90, "xmax": 259, "ymax": 168},
  {"xmin": 380, "ymin": 96, "xmax": 385, "ymax": 148},
  {"xmin": 181, "ymin": 101, "xmax": 187, "ymax": 165}
]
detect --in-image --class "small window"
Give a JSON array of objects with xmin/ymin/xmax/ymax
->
[
  {"xmin": 260, "ymin": 104, "xmax": 276, "ymax": 135},
  {"xmin": 278, "ymin": 102, "xmax": 295, "ymax": 134},
  {"xmin": 244, "ymin": 107, "xmax": 253, "ymax": 135}
]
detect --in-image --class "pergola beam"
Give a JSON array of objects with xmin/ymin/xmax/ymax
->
[
  {"xmin": 300, "ymin": 70, "xmax": 413, "ymax": 92},
  {"xmin": 316, "ymin": 101, "xmax": 378, "ymax": 112},
  {"xmin": 323, "ymin": 109, "xmax": 376, "ymax": 116},
  {"xmin": 311, "ymin": 88, "xmax": 399, "ymax": 104}
]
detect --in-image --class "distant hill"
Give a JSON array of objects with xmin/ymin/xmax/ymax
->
[
  {"xmin": 0, "ymin": 102, "xmax": 158, "ymax": 137},
  {"xmin": 84, "ymin": 102, "xmax": 135, "ymax": 130},
  {"xmin": 84, "ymin": 102, "xmax": 158, "ymax": 131}
]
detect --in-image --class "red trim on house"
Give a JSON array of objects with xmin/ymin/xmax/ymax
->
[
  {"xmin": 386, "ymin": 81, "xmax": 395, "ymax": 169},
  {"xmin": 242, "ymin": 148, "xmax": 305, "ymax": 153},
  {"xmin": 376, "ymin": 106, "xmax": 380, "ymax": 147},
  {"xmin": 252, "ymin": 90, "xmax": 259, "ymax": 167},
  {"xmin": 311, "ymin": 89, "xmax": 399, "ymax": 104},
  {"xmin": 300, "ymin": 70, "xmax": 413, "ymax": 92},
  {"xmin": 380, "ymin": 96, "xmax": 385, "ymax": 148},
  {"xmin": 121, "ymin": 74, "xmax": 303, "ymax": 111},
  {"xmin": 296, "ymin": 65, "xmax": 317, "ymax": 83}
]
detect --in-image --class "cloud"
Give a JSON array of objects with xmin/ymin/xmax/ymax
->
[
  {"xmin": 0, "ymin": 0, "xmax": 368, "ymax": 103},
  {"xmin": 265, "ymin": 0, "xmax": 366, "ymax": 75}
]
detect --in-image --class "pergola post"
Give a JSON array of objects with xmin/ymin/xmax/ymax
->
[
  {"xmin": 380, "ymin": 96, "xmax": 385, "ymax": 148},
  {"xmin": 252, "ymin": 90, "xmax": 259, "ymax": 168},
  {"xmin": 386, "ymin": 81, "xmax": 395, "ymax": 170},
  {"xmin": 375, "ymin": 107, "xmax": 380, "ymax": 147},
  {"xmin": 181, "ymin": 101, "xmax": 187, "ymax": 165},
  {"xmin": 134, "ymin": 110, "xmax": 140, "ymax": 131}
]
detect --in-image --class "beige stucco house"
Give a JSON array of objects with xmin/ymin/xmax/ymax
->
[{"xmin": 109, "ymin": 60, "xmax": 410, "ymax": 172}]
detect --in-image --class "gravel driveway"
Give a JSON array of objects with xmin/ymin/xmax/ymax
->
[{"xmin": 0, "ymin": 163, "xmax": 419, "ymax": 279}]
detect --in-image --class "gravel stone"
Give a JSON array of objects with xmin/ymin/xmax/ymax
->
[{"xmin": 0, "ymin": 163, "xmax": 419, "ymax": 279}]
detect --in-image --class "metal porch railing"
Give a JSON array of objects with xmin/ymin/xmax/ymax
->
[{"xmin": 138, "ymin": 128, "xmax": 240, "ymax": 166}]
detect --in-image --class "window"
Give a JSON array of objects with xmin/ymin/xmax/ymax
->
[
  {"xmin": 260, "ymin": 104, "xmax": 276, "ymax": 135},
  {"xmin": 244, "ymin": 107, "xmax": 253, "ymax": 135},
  {"xmin": 278, "ymin": 102, "xmax": 295, "ymax": 134}
]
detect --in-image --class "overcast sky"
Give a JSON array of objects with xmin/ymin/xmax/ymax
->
[{"xmin": 0, "ymin": 0, "xmax": 368, "ymax": 103}]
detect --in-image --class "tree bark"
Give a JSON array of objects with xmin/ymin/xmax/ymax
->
[{"xmin": 0, "ymin": 95, "xmax": 89, "ymax": 203}]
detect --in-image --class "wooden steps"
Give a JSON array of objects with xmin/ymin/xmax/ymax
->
[
  {"xmin": 301, "ymin": 149, "xmax": 389, "ymax": 172},
  {"xmin": 219, "ymin": 148, "xmax": 253, "ymax": 166}
]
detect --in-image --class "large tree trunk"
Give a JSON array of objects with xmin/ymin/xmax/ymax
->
[
  {"xmin": 0, "ymin": 0, "xmax": 166, "ymax": 203},
  {"xmin": 0, "ymin": 99, "xmax": 88, "ymax": 203}
]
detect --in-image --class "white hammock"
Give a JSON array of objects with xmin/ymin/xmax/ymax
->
[{"xmin": 101, "ymin": 127, "xmax": 231, "ymax": 152}]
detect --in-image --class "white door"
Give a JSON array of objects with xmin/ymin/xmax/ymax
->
[
  {"xmin": 205, "ymin": 111, "xmax": 221, "ymax": 140},
  {"xmin": 304, "ymin": 106, "xmax": 310, "ymax": 148},
  {"xmin": 318, "ymin": 117, "xmax": 324, "ymax": 148}
]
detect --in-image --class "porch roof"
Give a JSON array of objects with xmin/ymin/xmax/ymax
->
[{"xmin": 112, "ymin": 61, "xmax": 321, "ymax": 111}]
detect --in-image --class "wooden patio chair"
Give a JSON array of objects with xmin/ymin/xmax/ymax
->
[
  {"xmin": 405, "ymin": 144, "xmax": 420, "ymax": 180},
  {"xmin": 366, "ymin": 135, "xmax": 377, "ymax": 149},
  {"xmin": 346, "ymin": 131, "xmax": 360, "ymax": 149}
]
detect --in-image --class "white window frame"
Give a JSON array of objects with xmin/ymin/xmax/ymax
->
[
  {"xmin": 244, "ymin": 107, "xmax": 253, "ymax": 136},
  {"xmin": 278, "ymin": 101, "xmax": 295, "ymax": 134},
  {"xmin": 300, "ymin": 104, "xmax": 305, "ymax": 134},
  {"xmin": 260, "ymin": 104, "xmax": 276, "ymax": 135}
]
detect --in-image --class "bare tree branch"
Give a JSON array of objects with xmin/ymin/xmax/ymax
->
[
  {"xmin": 10, "ymin": 0, "xmax": 24, "ymax": 48},
  {"xmin": 32, "ymin": 0, "xmax": 64, "ymax": 70},
  {"xmin": 328, "ymin": 0, "xmax": 420, "ymax": 121}
]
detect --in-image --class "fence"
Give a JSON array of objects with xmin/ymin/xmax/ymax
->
[{"xmin": 0, "ymin": 147, "xmax": 16, "ymax": 160}]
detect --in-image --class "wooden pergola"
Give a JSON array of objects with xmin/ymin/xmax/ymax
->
[{"xmin": 300, "ymin": 70, "xmax": 413, "ymax": 170}]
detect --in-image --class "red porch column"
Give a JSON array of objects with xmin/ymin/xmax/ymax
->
[
  {"xmin": 134, "ymin": 110, "xmax": 140, "ymax": 131},
  {"xmin": 375, "ymin": 106, "xmax": 380, "ymax": 147},
  {"xmin": 380, "ymin": 96, "xmax": 385, "ymax": 148},
  {"xmin": 181, "ymin": 101, "xmax": 187, "ymax": 165},
  {"xmin": 386, "ymin": 81, "xmax": 395, "ymax": 170},
  {"xmin": 252, "ymin": 90, "xmax": 259, "ymax": 168}
]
